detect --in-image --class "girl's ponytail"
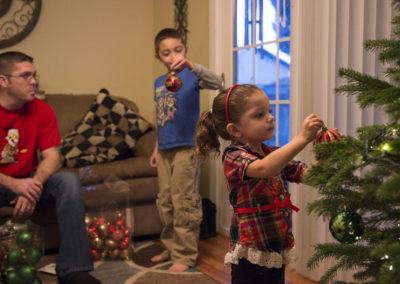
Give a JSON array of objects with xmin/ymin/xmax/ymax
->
[
  {"xmin": 195, "ymin": 110, "xmax": 221, "ymax": 157},
  {"xmin": 195, "ymin": 84, "xmax": 261, "ymax": 157}
]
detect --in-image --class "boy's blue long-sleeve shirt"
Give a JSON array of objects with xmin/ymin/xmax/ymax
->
[{"xmin": 154, "ymin": 64, "xmax": 223, "ymax": 150}]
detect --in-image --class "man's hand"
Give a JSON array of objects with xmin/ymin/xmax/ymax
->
[
  {"xmin": 11, "ymin": 178, "xmax": 43, "ymax": 203},
  {"xmin": 10, "ymin": 196, "xmax": 36, "ymax": 218}
]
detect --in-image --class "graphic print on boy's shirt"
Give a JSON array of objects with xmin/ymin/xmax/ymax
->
[{"xmin": 156, "ymin": 86, "xmax": 177, "ymax": 127}]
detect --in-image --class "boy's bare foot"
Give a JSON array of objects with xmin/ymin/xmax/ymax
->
[
  {"xmin": 150, "ymin": 254, "xmax": 164, "ymax": 262},
  {"xmin": 167, "ymin": 263, "xmax": 189, "ymax": 273}
]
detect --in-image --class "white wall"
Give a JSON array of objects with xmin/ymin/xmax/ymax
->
[{"xmin": 1, "ymin": 1, "xmax": 155, "ymax": 122}]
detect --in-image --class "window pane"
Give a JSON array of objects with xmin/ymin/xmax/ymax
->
[
  {"xmin": 234, "ymin": 48, "xmax": 253, "ymax": 84},
  {"xmin": 255, "ymin": 44, "xmax": 276, "ymax": 100},
  {"xmin": 278, "ymin": 40, "xmax": 290, "ymax": 100},
  {"xmin": 279, "ymin": 0, "xmax": 291, "ymax": 39},
  {"xmin": 264, "ymin": 103, "xmax": 276, "ymax": 146},
  {"xmin": 235, "ymin": 0, "xmax": 253, "ymax": 47},
  {"xmin": 279, "ymin": 104, "xmax": 290, "ymax": 146},
  {"xmin": 256, "ymin": 0, "xmax": 277, "ymax": 44}
]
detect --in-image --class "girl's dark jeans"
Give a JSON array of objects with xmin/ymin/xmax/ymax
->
[{"xmin": 231, "ymin": 258, "xmax": 285, "ymax": 284}]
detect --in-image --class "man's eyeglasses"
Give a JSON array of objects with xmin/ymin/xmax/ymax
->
[{"xmin": 3, "ymin": 72, "xmax": 39, "ymax": 82}]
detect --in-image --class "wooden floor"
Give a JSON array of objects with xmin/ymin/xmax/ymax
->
[{"xmin": 196, "ymin": 234, "xmax": 318, "ymax": 284}]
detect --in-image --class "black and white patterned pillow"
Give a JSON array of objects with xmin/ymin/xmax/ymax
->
[{"xmin": 60, "ymin": 89, "xmax": 153, "ymax": 168}]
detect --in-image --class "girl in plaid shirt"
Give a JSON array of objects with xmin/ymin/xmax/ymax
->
[{"xmin": 195, "ymin": 84, "xmax": 323, "ymax": 284}]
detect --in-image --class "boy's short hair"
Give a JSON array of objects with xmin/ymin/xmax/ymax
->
[
  {"xmin": 154, "ymin": 28, "xmax": 186, "ymax": 54},
  {"xmin": 0, "ymin": 51, "xmax": 33, "ymax": 75}
]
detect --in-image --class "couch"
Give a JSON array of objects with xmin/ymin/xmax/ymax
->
[{"xmin": 0, "ymin": 92, "xmax": 162, "ymax": 250}]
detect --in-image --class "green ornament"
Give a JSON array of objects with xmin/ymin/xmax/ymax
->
[
  {"xmin": 2, "ymin": 267, "xmax": 16, "ymax": 282},
  {"xmin": 32, "ymin": 277, "xmax": 42, "ymax": 284},
  {"xmin": 18, "ymin": 265, "xmax": 36, "ymax": 284},
  {"xmin": 4, "ymin": 266, "xmax": 16, "ymax": 274},
  {"xmin": 6, "ymin": 249, "xmax": 22, "ymax": 267},
  {"xmin": 5, "ymin": 270, "xmax": 19, "ymax": 284},
  {"xmin": 329, "ymin": 210, "xmax": 364, "ymax": 244},
  {"xmin": 24, "ymin": 248, "xmax": 41, "ymax": 266},
  {"xmin": 16, "ymin": 232, "xmax": 33, "ymax": 249}
]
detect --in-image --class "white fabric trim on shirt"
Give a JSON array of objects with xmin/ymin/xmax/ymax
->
[{"xmin": 224, "ymin": 244, "xmax": 297, "ymax": 269}]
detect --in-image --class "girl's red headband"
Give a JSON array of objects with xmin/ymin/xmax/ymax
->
[{"xmin": 225, "ymin": 84, "xmax": 238, "ymax": 124}]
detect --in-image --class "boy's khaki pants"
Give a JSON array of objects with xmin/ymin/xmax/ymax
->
[{"xmin": 156, "ymin": 146, "xmax": 203, "ymax": 267}]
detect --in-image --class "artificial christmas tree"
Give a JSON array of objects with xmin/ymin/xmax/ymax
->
[{"xmin": 305, "ymin": 1, "xmax": 400, "ymax": 283}]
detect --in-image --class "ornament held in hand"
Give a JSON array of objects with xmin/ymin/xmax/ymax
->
[
  {"xmin": 165, "ymin": 72, "xmax": 182, "ymax": 92},
  {"xmin": 313, "ymin": 125, "xmax": 341, "ymax": 145}
]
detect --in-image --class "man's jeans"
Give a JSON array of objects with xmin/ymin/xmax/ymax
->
[{"xmin": 0, "ymin": 171, "xmax": 93, "ymax": 277}]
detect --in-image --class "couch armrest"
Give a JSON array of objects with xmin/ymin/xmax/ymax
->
[{"xmin": 134, "ymin": 129, "xmax": 156, "ymax": 157}]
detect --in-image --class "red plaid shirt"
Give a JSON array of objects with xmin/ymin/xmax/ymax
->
[{"xmin": 223, "ymin": 142, "xmax": 306, "ymax": 253}]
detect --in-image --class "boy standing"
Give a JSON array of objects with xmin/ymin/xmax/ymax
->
[{"xmin": 150, "ymin": 28, "xmax": 223, "ymax": 272}]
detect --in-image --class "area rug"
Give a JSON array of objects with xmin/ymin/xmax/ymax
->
[
  {"xmin": 37, "ymin": 242, "xmax": 218, "ymax": 284},
  {"xmin": 90, "ymin": 242, "xmax": 218, "ymax": 284}
]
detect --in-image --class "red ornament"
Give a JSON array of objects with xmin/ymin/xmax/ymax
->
[
  {"xmin": 87, "ymin": 228, "xmax": 97, "ymax": 239},
  {"xmin": 0, "ymin": 251, "xmax": 7, "ymax": 262},
  {"xmin": 108, "ymin": 224, "xmax": 116, "ymax": 235},
  {"xmin": 313, "ymin": 126, "xmax": 341, "ymax": 145},
  {"xmin": 115, "ymin": 220, "xmax": 124, "ymax": 228},
  {"xmin": 123, "ymin": 226, "xmax": 131, "ymax": 236},
  {"xmin": 111, "ymin": 229, "xmax": 124, "ymax": 243},
  {"xmin": 119, "ymin": 237, "xmax": 130, "ymax": 249},
  {"xmin": 165, "ymin": 72, "xmax": 182, "ymax": 92},
  {"xmin": 95, "ymin": 217, "xmax": 106, "ymax": 225},
  {"xmin": 91, "ymin": 249, "xmax": 101, "ymax": 261}
]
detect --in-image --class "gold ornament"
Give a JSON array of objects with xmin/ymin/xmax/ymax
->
[
  {"xmin": 96, "ymin": 223, "xmax": 109, "ymax": 238},
  {"xmin": 105, "ymin": 239, "xmax": 117, "ymax": 249},
  {"xmin": 91, "ymin": 237, "xmax": 103, "ymax": 250},
  {"xmin": 109, "ymin": 249, "xmax": 120, "ymax": 259},
  {"xmin": 120, "ymin": 249, "xmax": 130, "ymax": 260},
  {"xmin": 85, "ymin": 215, "xmax": 92, "ymax": 226}
]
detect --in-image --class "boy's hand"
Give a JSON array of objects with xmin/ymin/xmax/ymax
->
[
  {"xmin": 299, "ymin": 114, "xmax": 324, "ymax": 143},
  {"xmin": 170, "ymin": 55, "xmax": 194, "ymax": 72},
  {"xmin": 150, "ymin": 146, "xmax": 158, "ymax": 168}
]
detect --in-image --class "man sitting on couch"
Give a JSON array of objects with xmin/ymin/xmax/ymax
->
[{"xmin": 0, "ymin": 51, "xmax": 100, "ymax": 284}]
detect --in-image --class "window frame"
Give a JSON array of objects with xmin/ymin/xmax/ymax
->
[{"xmin": 233, "ymin": 0, "xmax": 291, "ymax": 147}]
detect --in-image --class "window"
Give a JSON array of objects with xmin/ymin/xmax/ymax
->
[{"xmin": 234, "ymin": 0, "xmax": 291, "ymax": 146}]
